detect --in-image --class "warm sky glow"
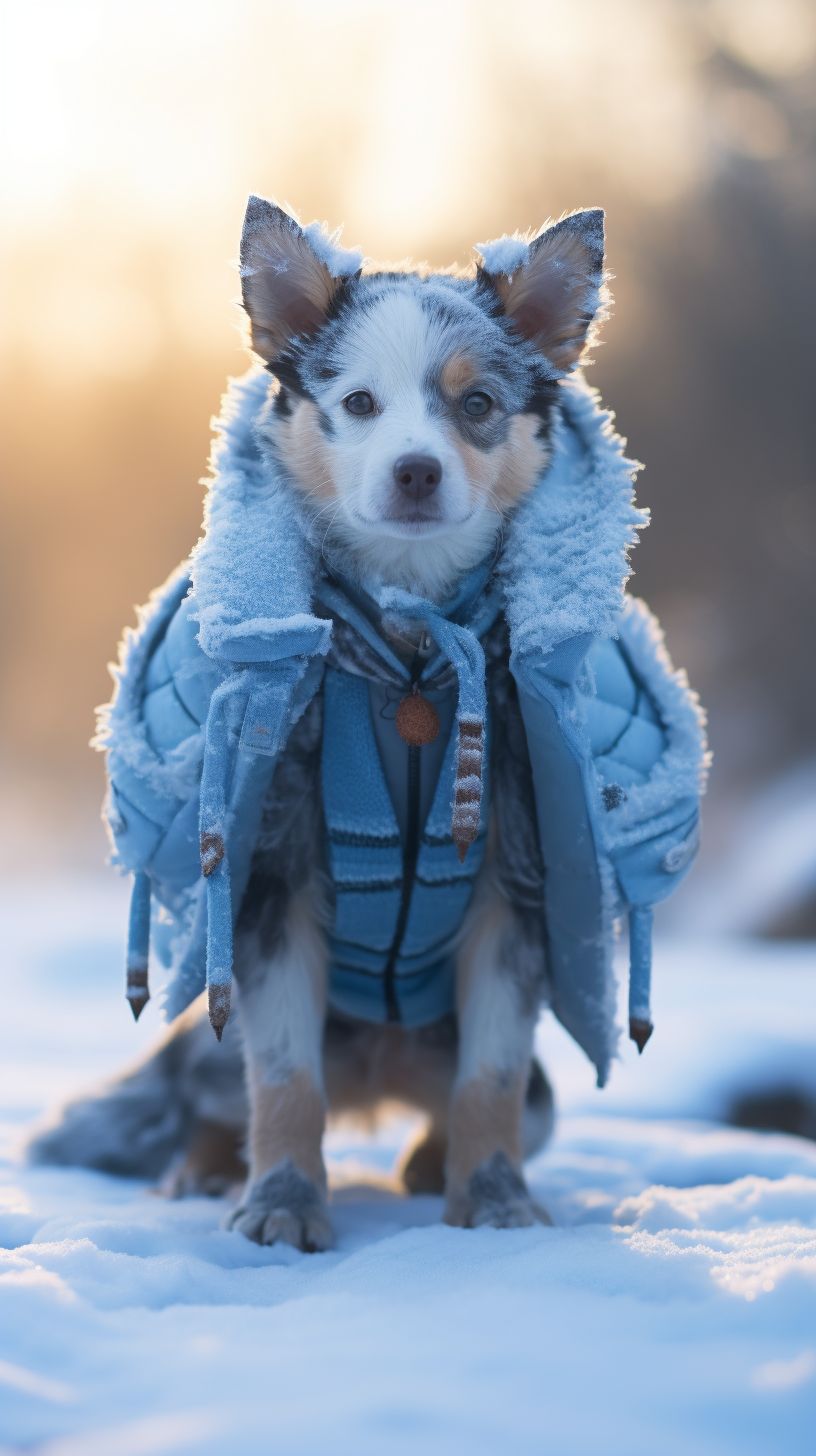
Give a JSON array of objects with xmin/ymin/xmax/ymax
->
[
  {"xmin": 2, "ymin": 0, "xmax": 813, "ymax": 829},
  {"xmin": 2, "ymin": 0, "xmax": 812, "ymax": 381}
]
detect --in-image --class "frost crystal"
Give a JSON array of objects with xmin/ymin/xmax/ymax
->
[
  {"xmin": 476, "ymin": 234, "xmax": 530, "ymax": 276},
  {"xmin": 302, "ymin": 221, "xmax": 363, "ymax": 278}
]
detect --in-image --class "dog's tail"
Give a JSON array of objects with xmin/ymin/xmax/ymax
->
[
  {"xmin": 25, "ymin": 999, "xmax": 245, "ymax": 1179},
  {"xmin": 26, "ymin": 1002, "xmax": 555, "ymax": 1181}
]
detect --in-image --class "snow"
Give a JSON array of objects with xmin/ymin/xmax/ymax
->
[
  {"xmin": 301, "ymin": 221, "xmax": 363, "ymax": 278},
  {"xmin": 686, "ymin": 761, "xmax": 816, "ymax": 937},
  {"xmin": 2, "ymin": 878, "xmax": 815, "ymax": 1455},
  {"xmin": 476, "ymin": 233, "xmax": 530, "ymax": 275}
]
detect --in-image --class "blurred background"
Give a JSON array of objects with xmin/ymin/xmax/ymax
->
[{"xmin": 1, "ymin": 0, "xmax": 815, "ymax": 936}]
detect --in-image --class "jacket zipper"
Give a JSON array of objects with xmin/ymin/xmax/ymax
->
[{"xmin": 383, "ymin": 659, "xmax": 424, "ymax": 1023}]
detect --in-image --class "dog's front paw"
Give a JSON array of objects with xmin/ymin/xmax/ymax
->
[
  {"xmin": 227, "ymin": 1161, "xmax": 333, "ymax": 1252},
  {"xmin": 444, "ymin": 1152, "xmax": 552, "ymax": 1230}
]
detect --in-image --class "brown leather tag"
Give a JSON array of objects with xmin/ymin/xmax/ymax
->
[{"xmin": 395, "ymin": 690, "xmax": 440, "ymax": 747}]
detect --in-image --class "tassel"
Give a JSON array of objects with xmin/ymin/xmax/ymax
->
[
  {"xmin": 125, "ymin": 870, "xmax": 151, "ymax": 1021},
  {"xmin": 452, "ymin": 716, "xmax": 484, "ymax": 861},
  {"xmin": 628, "ymin": 906, "xmax": 654, "ymax": 1052}
]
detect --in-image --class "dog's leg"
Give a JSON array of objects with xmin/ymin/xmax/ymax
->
[
  {"xmin": 227, "ymin": 891, "xmax": 331, "ymax": 1251},
  {"xmin": 400, "ymin": 1125, "xmax": 449, "ymax": 1195},
  {"xmin": 391, "ymin": 1022, "xmax": 458, "ymax": 1195},
  {"xmin": 400, "ymin": 1050, "xmax": 554, "ymax": 1197},
  {"xmin": 159, "ymin": 1118, "xmax": 246, "ymax": 1199},
  {"xmin": 445, "ymin": 886, "xmax": 551, "ymax": 1228},
  {"xmin": 321, "ymin": 1018, "xmax": 456, "ymax": 1195}
]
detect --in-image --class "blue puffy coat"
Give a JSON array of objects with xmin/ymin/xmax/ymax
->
[{"xmin": 97, "ymin": 369, "xmax": 708, "ymax": 1086}]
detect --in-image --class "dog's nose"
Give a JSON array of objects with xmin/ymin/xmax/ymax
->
[{"xmin": 393, "ymin": 453, "xmax": 442, "ymax": 499}]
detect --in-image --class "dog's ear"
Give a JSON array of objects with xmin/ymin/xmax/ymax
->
[
  {"xmin": 477, "ymin": 209, "xmax": 607, "ymax": 375},
  {"xmin": 239, "ymin": 195, "xmax": 343, "ymax": 364}
]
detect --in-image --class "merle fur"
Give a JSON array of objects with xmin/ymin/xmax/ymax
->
[{"xmin": 269, "ymin": 268, "xmax": 564, "ymax": 455}]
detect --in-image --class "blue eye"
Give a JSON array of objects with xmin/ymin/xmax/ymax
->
[
  {"xmin": 463, "ymin": 391, "xmax": 492, "ymax": 418},
  {"xmin": 344, "ymin": 390, "xmax": 375, "ymax": 416}
]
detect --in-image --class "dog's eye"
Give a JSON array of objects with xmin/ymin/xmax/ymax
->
[
  {"xmin": 462, "ymin": 391, "xmax": 493, "ymax": 418},
  {"xmin": 343, "ymin": 390, "xmax": 375, "ymax": 416}
]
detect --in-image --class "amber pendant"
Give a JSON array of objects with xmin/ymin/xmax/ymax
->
[{"xmin": 395, "ymin": 687, "xmax": 440, "ymax": 747}]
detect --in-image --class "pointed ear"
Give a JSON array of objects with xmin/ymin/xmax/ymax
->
[
  {"xmin": 239, "ymin": 195, "xmax": 343, "ymax": 364},
  {"xmin": 477, "ymin": 209, "xmax": 607, "ymax": 375}
]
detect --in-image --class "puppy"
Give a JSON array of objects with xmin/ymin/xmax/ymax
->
[{"xmin": 31, "ymin": 201, "xmax": 610, "ymax": 1248}]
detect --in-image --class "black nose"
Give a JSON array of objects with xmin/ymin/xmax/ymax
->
[{"xmin": 393, "ymin": 453, "xmax": 442, "ymax": 499}]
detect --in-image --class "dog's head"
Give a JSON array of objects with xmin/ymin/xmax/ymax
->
[{"xmin": 240, "ymin": 196, "xmax": 608, "ymax": 592}]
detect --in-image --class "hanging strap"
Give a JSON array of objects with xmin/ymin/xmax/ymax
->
[
  {"xmin": 121, "ymin": 677, "xmax": 238, "ymax": 1040},
  {"xmin": 628, "ymin": 906, "xmax": 654, "ymax": 1052},
  {"xmin": 427, "ymin": 612, "xmax": 487, "ymax": 861},
  {"xmin": 125, "ymin": 869, "xmax": 152, "ymax": 1020},
  {"xmin": 199, "ymin": 677, "xmax": 241, "ymax": 1040},
  {"xmin": 199, "ymin": 661, "xmax": 310, "ymax": 1040}
]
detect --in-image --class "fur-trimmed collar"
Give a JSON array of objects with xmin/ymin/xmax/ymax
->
[{"xmin": 191, "ymin": 368, "xmax": 646, "ymax": 664}]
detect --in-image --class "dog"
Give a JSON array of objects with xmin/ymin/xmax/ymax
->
[{"xmin": 30, "ymin": 198, "xmax": 613, "ymax": 1248}]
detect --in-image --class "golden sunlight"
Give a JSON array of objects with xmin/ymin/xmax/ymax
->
[
  {"xmin": 8, "ymin": 0, "xmax": 810, "ymax": 381},
  {"xmin": 1, "ymin": 0, "xmax": 813, "ymax": 852}
]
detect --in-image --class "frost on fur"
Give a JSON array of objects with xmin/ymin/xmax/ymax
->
[
  {"xmin": 481, "ymin": 210, "xmax": 609, "ymax": 376},
  {"xmin": 301, "ymin": 220, "xmax": 363, "ymax": 278},
  {"xmin": 239, "ymin": 195, "xmax": 353, "ymax": 363},
  {"xmin": 475, "ymin": 234, "xmax": 530, "ymax": 277}
]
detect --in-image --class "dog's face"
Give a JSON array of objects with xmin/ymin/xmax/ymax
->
[{"xmin": 240, "ymin": 198, "xmax": 607, "ymax": 591}]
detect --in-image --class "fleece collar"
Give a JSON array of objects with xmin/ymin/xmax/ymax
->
[
  {"xmin": 498, "ymin": 378, "xmax": 646, "ymax": 663},
  {"xmin": 192, "ymin": 369, "xmax": 331, "ymax": 665},
  {"xmin": 190, "ymin": 367, "xmax": 646, "ymax": 670}
]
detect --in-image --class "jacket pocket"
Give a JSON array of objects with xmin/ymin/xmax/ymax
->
[{"xmin": 611, "ymin": 803, "xmax": 700, "ymax": 909}]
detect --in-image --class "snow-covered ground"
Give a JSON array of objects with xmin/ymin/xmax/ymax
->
[{"xmin": 1, "ymin": 879, "xmax": 815, "ymax": 1455}]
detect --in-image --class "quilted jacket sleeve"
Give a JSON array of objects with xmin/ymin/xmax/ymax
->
[
  {"xmin": 580, "ymin": 596, "xmax": 708, "ymax": 910},
  {"xmin": 99, "ymin": 571, "xmax": 221, "ymax": 894}
]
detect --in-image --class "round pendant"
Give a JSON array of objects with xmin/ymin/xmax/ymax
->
[{"xmin": 395, "ymin": 689, "xmax": 440, "ymax": 747}]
